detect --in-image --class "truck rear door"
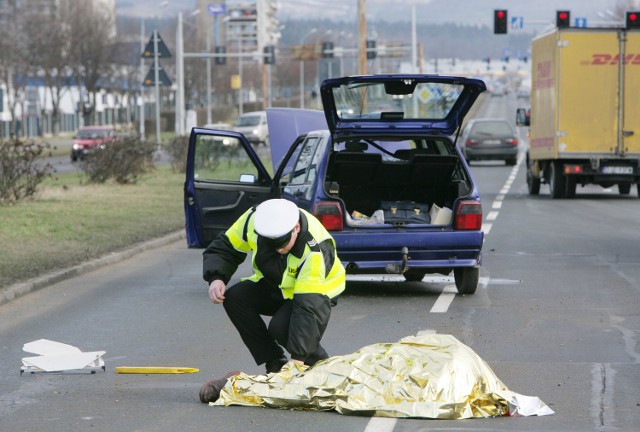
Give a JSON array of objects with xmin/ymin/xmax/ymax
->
[
  {"xmin": 558, "ymin": 30, "xmax": 620, "ymax": 155},
  {"xmin": 624, "ymin": 31, "xmax": 640, "ymax": 155}
]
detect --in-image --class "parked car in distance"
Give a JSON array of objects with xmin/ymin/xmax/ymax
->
[
  {"xmin": 71, "ymin": 125, "xmax": 116, "ymax": 161},
  {"xmin": 184, "ymin": 75, "xmax": 487, "ymax": 295},
  {"xmin": 233, "ymin": 111, "xmax": 269, "ymax": 146},
  {"xmin": 459, "ymin": 118, "xmax": 519, "ymax": 166}
]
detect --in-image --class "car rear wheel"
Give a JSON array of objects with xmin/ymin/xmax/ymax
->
[{"xmin": 454, "ymin": 267, "xmax": 479, "ymax": 295}]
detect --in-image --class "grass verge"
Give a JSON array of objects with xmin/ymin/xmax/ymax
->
[{"xmin": 0, "ymin": 165, "xmax": 185, "ymax": 289}]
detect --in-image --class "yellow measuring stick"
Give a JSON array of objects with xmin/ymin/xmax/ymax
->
[{"xmin": 115, "ymin": 366, "xmax": 199, "ymax": 374}]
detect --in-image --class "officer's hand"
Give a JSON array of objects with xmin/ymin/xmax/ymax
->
[{"xmin": 209, "ymin": 279, "xmax": 226, "ymax": 304}]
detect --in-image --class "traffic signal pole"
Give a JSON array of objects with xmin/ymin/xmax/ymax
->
[{"xmin": 153, "ymin": 30, "xmax": 161, "ymax": 147}]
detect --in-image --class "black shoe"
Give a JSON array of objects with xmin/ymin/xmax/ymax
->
[
  {"xmin": 199, "ymin": 371, "xmax": 240, "ymax": 403},
  {"xmin": 305, "ymin": 345, "xmax": 329, "ymax": 367},
  {"xmin": 265, "ymin": 356, "xmax": 287, "ymax": 373}
]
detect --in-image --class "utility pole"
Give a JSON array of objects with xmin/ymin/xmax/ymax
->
[
  {"xmin": 358, "ymin": 0, "xmax": 367, "ymax": 75},
  {"xmin": 139, "ymin": 19, "xmax": 145, "ymax": 139}
]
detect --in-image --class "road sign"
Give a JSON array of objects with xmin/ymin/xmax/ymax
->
[
  {"xmin": 141, "ymin": 32, "xmax": 172, "ymax": 59},
  {"xmin": 208, "ymin": 3, "xmax": 225, "ymax": 15},
  {"xmin": 575, "ymin": 17, "xmax": 588, "ymax": 28},
  {"xmin": 143, "ymin": 65, "xmax": 172, "ymax": 87},
  {"xmin": 511, "ymin": 16, "xmax": 524, "ymax": 30}
]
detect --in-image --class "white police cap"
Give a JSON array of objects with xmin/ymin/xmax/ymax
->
[{"xmin": 254, "ymin": 199, "xmax": 299, "ymax": 239}]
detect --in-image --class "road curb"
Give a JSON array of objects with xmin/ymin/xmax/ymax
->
[{"xmin": 0, "ymin": 230, "xmax": 186, "ymax": 307}]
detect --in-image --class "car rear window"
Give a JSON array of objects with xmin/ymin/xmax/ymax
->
[
  {"xmin": 331, "ymin": 81, "xmax": 464, "ymax": 121},
  {"xmin": 471, "ymin": 122, "xmax": 513, "ymax": 135}
]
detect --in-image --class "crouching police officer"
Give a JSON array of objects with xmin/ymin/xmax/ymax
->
[{"xmin": 203, "ymin": 199, "xmax": 346, "ymax": 375}]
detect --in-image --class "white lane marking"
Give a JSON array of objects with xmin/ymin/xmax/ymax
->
[
  {"xmin": 428, "ymin": 158, "xmax": 522, "ymax": 319},
  {"xmin": 430, "ymin": 285, "xmax": 458, "ymax": 313},
  {"xmin": 364, "ymin": 417, "xmax": 397, "ymax": 432}
]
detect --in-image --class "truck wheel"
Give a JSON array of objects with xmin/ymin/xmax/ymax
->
[
  {"xmin": 527, "ymin": 169, "xmax": 540, "ymax": 195},
  {"xmin": 565, "ymin": 176, "xmax": 577, "ymax": 198},
  {"xmin": 549, "ymin": 161, "xmax": 566, "ymax": 199},
  {"xmin": 618, "ymin": 183, "xmax": 631, "ymax": 195},
  {"xmin": 454, "ymin": 267, "xmax": 479, "ymax": 295}
]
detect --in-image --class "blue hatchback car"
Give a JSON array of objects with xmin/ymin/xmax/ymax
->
[{"xmin": 184, "ymin": 75, "xmax": 486, "ymax": 294}]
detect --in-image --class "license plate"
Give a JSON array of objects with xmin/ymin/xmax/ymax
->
[
  {"xmin": 602, "ymin": 166, "xmax": 633, "ymax": 174},
  {"xmin": 482, "ymin": 139, "xmax": 501, "ymax": 145}
]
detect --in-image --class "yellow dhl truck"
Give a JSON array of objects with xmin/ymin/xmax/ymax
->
[{"xmin": 516, "ymin": 27, "xmax": 640, "ymax": 198}]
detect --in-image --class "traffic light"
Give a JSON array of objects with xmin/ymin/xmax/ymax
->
[
  {"xmin": 494, "ymin": 9, "xmax": 507, "ymax": 34},
  {"xmin": 322, "ymin": 42, "xmax": 334, "ymax": 59},
  {"xmin": 366, "ymin": 40, "xmax": 377, "ymax": 59},
  {"xmin": 556, "ymin": 10, "xmax": 571, "ymax": 28},
  {"xmin": 215, "ymin": 46, "xmax": 226, "ymax": 65},
  {"xmin": 263, "ymin": 45, "xmax": 275, "ymax": 65},
  {"xmin": 627, "ymin": 11, "xmax": 640, "ymax": 29}
]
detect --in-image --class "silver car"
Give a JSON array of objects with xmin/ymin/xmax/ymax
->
[
  {"xmin": 233, "ymin": 111, "xmax": 269, "ymax": 146},
  {"xmin": 459, "ymin": 118, "xmax": 519, "ymax": 166}
]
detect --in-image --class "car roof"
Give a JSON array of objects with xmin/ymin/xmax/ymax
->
[{"xmin": 320, "ymin": 74, "xmax": 486, "ymax": 138}]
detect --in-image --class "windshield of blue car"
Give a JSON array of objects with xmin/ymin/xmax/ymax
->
[{"xmin": 332, "ymin": 81, "xmax": 464, "ymax": 121}]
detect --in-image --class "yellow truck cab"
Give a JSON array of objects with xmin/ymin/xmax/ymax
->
[{"xmin": 517, "ymin": 27, "xmax": 640, "ymax": 198}]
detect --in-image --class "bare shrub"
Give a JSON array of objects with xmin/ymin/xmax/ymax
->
[
  {"xmin": 0, "ymin": 138, "xmax": 53, "ymax": 203},
  {"xmin": 81, "ymin": 136, "xmax": 156, "ymax": 184},
  {"xmin": 163, "ymin": 135, "xmax": 189, "ymax": 173}
]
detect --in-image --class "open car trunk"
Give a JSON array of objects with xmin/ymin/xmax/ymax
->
[{"xmin": 323, "ymin": 137, "xmax": 472, "ymax": 227}]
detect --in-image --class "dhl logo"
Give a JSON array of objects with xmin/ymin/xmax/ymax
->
[{"xmin": 588, "ymin": 54, "xmax": 640, "ymax": 65}]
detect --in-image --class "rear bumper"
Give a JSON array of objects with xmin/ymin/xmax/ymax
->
[
  {"xmin": 332, "ymin": 229, "xmax": 484, "ymax": 273},
  {"xmin": 464, "ymin": 146, "xmax": 518, "ymax": 160}
]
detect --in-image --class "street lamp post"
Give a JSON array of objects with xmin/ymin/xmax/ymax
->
[
  {"xmin": 139, "ymin": 19, "xmax": 145, "ymax": 139},
  {"xmin": 299, "ymin": 28, "xmax": 317, "ymax": 109}
]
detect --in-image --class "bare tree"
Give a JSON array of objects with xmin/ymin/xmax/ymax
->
[
  {"xmin": 22, "ymin": 5, "xmax": 73, "ymax": 135},
  {"xmin": 0, "ymin": 1, "xmax": 30, "ymax": 136},
  {"xmin": 61, "ymin": 0, "xmax": 117, "ymax": 126}
]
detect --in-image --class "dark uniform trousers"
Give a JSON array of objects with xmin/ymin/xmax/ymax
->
[{"xmin": 222, "ymin": 279, "xmax": 332, "ymax": 366}]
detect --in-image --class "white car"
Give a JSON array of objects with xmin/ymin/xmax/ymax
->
[{"xmin": 233, "ymin": 111, "xmax": 269, "ymax": 146}]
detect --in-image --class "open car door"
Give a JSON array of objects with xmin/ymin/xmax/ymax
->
[{"xmin": 184, "ymin": 128, "xmax": 274, "ymax": 248}]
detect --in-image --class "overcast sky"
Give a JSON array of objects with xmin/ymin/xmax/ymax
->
[
  {"xmin": 276, "ymin": 0, "xmax": 629, "ymax": 25},
  {"xmin": 117, "ymin": 0, "xmax": 637, "ymax": 27}
]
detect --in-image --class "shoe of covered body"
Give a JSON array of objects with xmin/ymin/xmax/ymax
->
[{"xmin": 199, "ymin": 370, "xmax": 240, "ymax": 403}]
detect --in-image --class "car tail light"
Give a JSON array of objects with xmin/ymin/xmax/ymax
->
[
  {"xmin": 506, "ymin": 138, "xmax": 518, "ymax": 146},
  {"xmin": 454, "ymin": 200, "xmax": 482, "ymax": 230},
  {"xmin": 313, "ymin": 201, "xmax": 344, "ymax": 231},
  {"xmin": 465, "ymin": 139, "xmax": 478, "ymax": 146}
]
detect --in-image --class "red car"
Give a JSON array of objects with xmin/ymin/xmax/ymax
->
[{"xmin": 71, "ymin": 126, "xmax": 115, "ymax": 161}]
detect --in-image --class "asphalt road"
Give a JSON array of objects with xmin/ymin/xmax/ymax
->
[{"xmin": 2, "ymin": 94, "xmax": 639, "ymax": 431}]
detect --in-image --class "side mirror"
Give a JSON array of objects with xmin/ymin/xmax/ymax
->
[
  {"xmin": 239, "ymin": 174, "xmax": 256, "ymax": 183},
  {"xmin": 516, "ymin": 108, "xmax": 530, "ymax": 126}
]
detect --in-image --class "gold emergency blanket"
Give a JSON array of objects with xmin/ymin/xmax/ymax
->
[{"xmin": 212, "ymin": 333, "xmax": 554, "ymax": 419}]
